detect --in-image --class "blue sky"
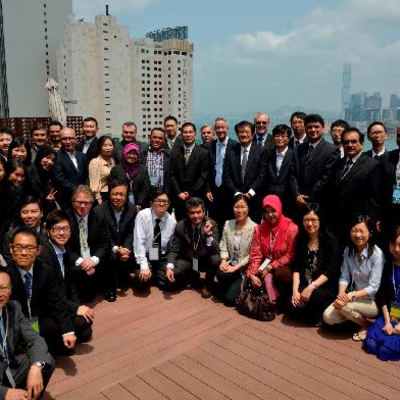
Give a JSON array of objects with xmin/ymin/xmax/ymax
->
[{"xmin": 73, "ymin": 0, "xmax": 400, "ymax": 118}]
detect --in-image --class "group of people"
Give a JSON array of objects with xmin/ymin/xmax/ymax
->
[{"xmin": 0, "ymin": 112, "xmax": 400, "ymax": 398}]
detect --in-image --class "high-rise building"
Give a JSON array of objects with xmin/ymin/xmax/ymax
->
[
  {"xmin": 341, "ymin": 63, "xmax": 351, "ymax": 119},
  {"xmin": 146, "ymin": 26, "xmax": 188, "ymax": 42},
  {"xmin": 0, "ymin": 0, "xmax": 72, "ymax": 117},
  {"xmin": 57, "ymin": 12, "xmax": 193, "ymax": 140}
]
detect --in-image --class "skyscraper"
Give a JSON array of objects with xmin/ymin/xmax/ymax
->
[
  {"xmin": 0, "ymin": 0, "xmax": 72, "ymax": 117},
  {"xmin": 341, "ymin": 63, "xmax": 351, "ymax": 119}
]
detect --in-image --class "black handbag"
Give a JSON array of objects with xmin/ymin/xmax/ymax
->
[{"xmin": 236, "ymin": 279, "xmax": 276, "ymax": 321}]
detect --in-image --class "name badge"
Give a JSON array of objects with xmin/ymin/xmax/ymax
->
[
  {"xmin": 390, "ymin": 301, "xmax": 400, "ymax": 323},
  {"xmin": 150, "ymin": 175, "xmax": 159, "ymax": 187},
  {"xmin": 30, "ymin": 316, "xmax": 40, "ymax": 333},
  {"xmin": 128, "ymin": 190, "xmax": 135, "ymax": 205},
  {"xmin": 193, "ymin": 258, "xmax": 199, "ymax": 272},
  {"xmin": 392, "ymin": 185, "xmax": 400, "ymax": 204},
  {"xmin": 149, "ymin": 245, "xmax": 160, "ymax": 261}
]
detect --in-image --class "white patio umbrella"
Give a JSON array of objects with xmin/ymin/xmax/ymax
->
[{"xmin": 45, "ymin": 77, "xmax": 67, "ymax": 126}]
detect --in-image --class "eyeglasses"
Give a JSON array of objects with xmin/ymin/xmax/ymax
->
[
  {"xmin": 74, "ymin": 200, "xmax": 92, "ymax": 206},
  {"xmin": 256, "ymin": 121, "xmax": 268, "ymax": 125},
  {"xmin": 153, "ymin": 199, "xmax": 169, "ymax": 205},
  {"xmin": 0, "ymin": 286, "xmax": 11, "ymax": 295},
  {"xmin": 303, "ymin": 218, "xmax": 319, "ymax": 223},
  {"xmin": 50, "ymin": 226, "xmax": 71, "ymax": 233},
  {"xmin": 11, "ymin": 244, "xmax": 39, "ymax": 253}
]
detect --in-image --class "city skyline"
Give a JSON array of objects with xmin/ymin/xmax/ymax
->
[{"xmin": 73, "ymin": 0, "xmax": 400, "ymax": 118}]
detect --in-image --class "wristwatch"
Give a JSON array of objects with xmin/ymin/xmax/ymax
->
[{"xmin": 34, "ymin": 361, "xmax": 45, "ymax": 370}]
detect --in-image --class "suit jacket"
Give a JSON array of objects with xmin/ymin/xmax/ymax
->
[
  {"xmin": 206, "ymin": 138, "xmax": 237, "ymax": 193},
  {"xmin": 77, "ymin": 136, "xmax": 98, "ymax": 164},
  {"xmin": 66, "ymin": 208, "xmax": 111, "ymax": 262},
  {"xmin": 0, "ymin": 301, "xmax": 53, "ymax": 397},
  {"xmin": 141, "ymin": 147, "xmax": 171, "ymax": 192},
  {"xmin": 8, "ymin": 260, "xmax": 74, "ymax": 335},
  {"xmin": 164, "ymin": 135, "xmax": 183, "ymax": 151},
  {"xmin": 327, "ymin": 153, "xmax": 381, "ymax": 232},
  {"xmin": 169, "ymin": 144, "xmax": 210, "ymax": 199},
  {"xmin": 289, "ymin": 135, "xmax": 308, "ymax": 149},
  {"xmin": 253, "ymin": 133, "xmax": 274, "ymax": 149},
  {"xmin": 219, "ymin": 218, "xmax": 257, "ymax": 268},
  {"xmin": 363, "ymin": 149, "xmax": 387, "ymax": 159},
  {"xmin": 223, "ymin": 142, "xmax": 264, "ymax": 196},
  {"xmin": 38, "ymin": 239, "xmax": 81, "ymax": 315},
  {"xmin": 167, "ymin": 217, "xmax": 220, "ymax": 264},
  {"xmin": 51, "ymin": 148, "xmax": 88, "ymax": 207},
  {"xmin": 109, "ymin": 164, "xmax": 151, "ymax": 207},
  {"xmin": 291, "ymin": 138, "xmax": 339, "ymax": 203},
  {"xmin": 93, "ymin": 200, "xmax": 136, "ymax": 251}
]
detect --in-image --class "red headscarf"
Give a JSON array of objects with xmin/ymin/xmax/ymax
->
[{"xmin": 122, "ymin": 142, "xmax": 141, "ymax": 180}]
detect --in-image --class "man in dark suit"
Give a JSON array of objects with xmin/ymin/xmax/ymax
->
[
  {"xmin": 76, "ymin": 117, "xmax": 99, "ymax": 164},
  {"xmin": 330, "ymin": 119, "xmax": 349, "ymax": 158},
  {"xmin": 141, "ymin": 127, "xmax": 170, "ymax": 192},
  {"xmin": 253, "ymin": 112, "xmax": 274, "ymax": 149},
  {"xmin": 169, "ymin": 122, "xmax": 210, "ymax": 221},
  {"xmin": 66, "ymin": 185, "xmax": 111, "ymax": 302},
  {"xmin": 364, "ymin": 121, "xmax": 388, "ymax": 159},
  {"xmin": 29, "ymin": 123, "xmax": 48, "ymax": 162},
  {"xmin": 52, "ymin": 127, "xmax": 88, "ymax": 209},
  {"xmin": 93, "ymin": 180, "xmax": 136, "ymax": 298},
  {"xmin": 166, "ymin": 197, "xmax": 220, "ymax": 298},
  {"xmin": 327, "ymin": 128, "xmax": 381, "ymax": 243},
  {"xmin": 205, "ymin": 117, "xmax": 237, "ymax": 231},
  {"xmin": 288, "ymin": 111, "xmax": 307, "ymax": 149},
  {"xmin": 38, "ymin": 210, "xmax": 94, "ymax": 344},
  {"xmin": 114, "ymin": 121, "xmax": 148, "ymax": 164},
  {"xmin": 8, "ymin": 227, "xmax": 77, "ymax": 356},
  {"xmin": 200, "ymin": 124, "xmax": 214, "ymax": 145},
  {"xmin": 291, "ymin": 114, "xmax": 340, "ymax": 212},
  {"xmin": 0, "ymin": 267, "xmax": 54, "ymax": 399},
  {"xmin": 164, "ymin": 115, "xmax": 183, "ymax": 150},
  {"xmin": 260, "ymin": 124, "xmax": 295, "ymax": 218},
  {"xmin": 223, "ymin": 120, "xmax": 265, "ymax": 222}
]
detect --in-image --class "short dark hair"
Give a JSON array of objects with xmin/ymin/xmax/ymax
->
[
  {"xmin": 164, "ymin": 115, "xmax": 178, "ymax": 125},
  {"xmin": 46, "ymin": 209, "xmax": 71, "ymax": 230},
  {"xmin": 19, "ymin": 196, "xmax": 43, "ymax": 213},
  {"xmin": 30, "ymin": 123, "xmax": 47, "ymax": 135},
  {"xmin": 181, "ymin": 122, "xmax": 196, "ymax": 133},
  {"xmin": 11, "ymin": 226, "xmax": 41, "ymax": 246},
  {"xmin": 83, "ymin": 117, "xmax": 98, "ymax": 127},
  {"xmin": 290, "ymin": 111, "xmax": 306, "ymax": 123},
  {"xmin": 6, "ymin": 159, "xmax": 26, "ymax": 177},
  {"xmin": 342, "ymin": 127, "xmax": 364, "ymax": 144},
  {"xmin": 331, "ymin": 119, "xmax": 349, "ymax": 132},
  {"xmin": 367, "ymin": 121, "xmax": 387, "ymax": 136},
  {"xmin": 48, "ymin": 120, "xmax": 63, "ymax": 130},
  {"xmin": 272, "ymin": 124, "xmax": 292, "ymax": 138},
  {"xmin": 150, "ymin": 188, "xmax": 169, "ymax": 202},
  {"xmin": 150, "ymin": 127, "xmax": 166, "ymax": 136},
  {"xmin": 389, "ymin": 225, "xmax": 400, "ymax": 244},
  {"xmin": 109, "ymin": 179, "xmax": 129, "ymax": 192},
  {"xmin": 122, "ymin": 121, "xmax": 137, "ymax": 131},
  {"xmin": 8, "ymin": 137, "xmax": 32, "ymax": 166},
  {"xmin": 234, "ymin": 120, "xmax": 255, "ymax": 135},
  {"xmin": 186, "ymin": 197, "xmax": 205, "ymax": 212},
  {"xmin": 304, "ymin": 114, "xmax": 324, "ymax": 127},
  {"xmin": 233, "ymin": 193, "xmax": 250, "ymax": 207},
  {"xmin": 0, "ymin": 126, "xmax": 14, "ymax": 137}
]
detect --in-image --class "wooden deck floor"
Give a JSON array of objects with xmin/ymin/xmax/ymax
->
[{"xmin": 44, "ymin": 287, "xmax": 400, "ymax": 400}]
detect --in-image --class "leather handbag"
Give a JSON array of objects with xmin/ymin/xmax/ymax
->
[{"xmin": 236, "ymin": 279, "xmax": 275, "ymax": 321}]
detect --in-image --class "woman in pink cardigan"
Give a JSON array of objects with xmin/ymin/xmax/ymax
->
[{"xmin": 247, "ymin": 195, "xmax": 299, "ymax": 308}]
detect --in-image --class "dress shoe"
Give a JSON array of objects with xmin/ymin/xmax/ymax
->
[
  {"xmin": 104, "ymin": 290, "xmax": 117, "ymax": 302},
  {"xmin": 201, "ymin": 286, "xmax": 212, "ymax": 299}
]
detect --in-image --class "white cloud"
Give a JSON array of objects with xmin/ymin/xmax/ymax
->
[
  {"xmin": 73, "ymin": 0, "xmax": 161, "ymax": 20},
  {"xmin": 233, "ymin": 31, "xmax": 291, "ymax": 51}
]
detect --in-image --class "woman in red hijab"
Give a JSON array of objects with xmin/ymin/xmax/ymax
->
[{"xmin": 247, "ymin": 195, "xmax": 299, "ymax": 307}]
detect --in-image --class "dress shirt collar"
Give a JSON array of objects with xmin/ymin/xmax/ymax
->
[
  {"xmin": 308, "ymin": 137, "xmax": 322, "ymax": 150},
  {"xmin": 75, "ymin": 213, "xmax": 89, "ymax": 224},
  {"xmin": 345, "ymin": 151, "xmax": 362, "ymax": 164},
  {"xmin": 17, "ymin": 265, "xmax": 34, "ymax": 280},
  {"xmin": 184, "ymin": 143, "xmax": 195, "ymax": 152},
  {"xmin": 276, "ymin": 146, "xmax": 289, "ymax": 156},
  {"xmin": 151, "ymin": 208, "xmax": 166, "ymax": 224},
  {"xmin": 49, "ymin": 240, "xmax": 66, "ymax": 256},
  {"xmin": 372, "ymin": 148, "xmax": 385, "ymax": 158},
  {"xmin": 217, "ymin": 137, "xmax": 229, "ymax": 146}
]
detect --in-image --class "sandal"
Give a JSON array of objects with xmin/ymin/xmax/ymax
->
[{"xmin": 352, "ymin": 332, "xmax": 366, "ymax": 342}]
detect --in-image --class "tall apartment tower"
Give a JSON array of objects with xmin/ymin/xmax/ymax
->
[
  {"xmin": 0, "ymin": 0, "xmax": 72, "ymax": 117},
  {"xmin": 57, "ymin": 12, "xmax": 193, "ymax": 141},
  {"xmin": 341, "ymin": 63, "xmax": 351, "ymax": 119}
]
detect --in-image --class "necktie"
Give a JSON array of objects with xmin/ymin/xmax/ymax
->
[
  {"xmin": 154, "ymin": 218, "xmax": 161, "ymax": 247},
  {"xmin": 373, "ymin": 154, "xmax": 379, "ymax": 160},
  {"xmin": 257, "ymin": 137, "xmax": 263, "ymax": 146},
  {"xmin": 241, "ymin": 148, "xmax": 248, "ymax": 182},
  {"xmin": 24, "ymin": 272, "xmax": 32, "ymax": 300},
  {"xmin": 295, "ymin": 140, "xmax": 300, "ymax": 147},
  {"xmin": 341, "ymin": 159, "xmax": 353, "ymax": 180},
  {"xmin": 79, "ymin": 218, "xmax": 89, "ymax": 256},
  {"xmin": 307, "ymin": 145, "xmax": 314, "ymax": 156},
  {"xmin": 215, "ymin": 143, "xmax": 224, "ymax": 187},
  {"xmin": 193, "ymin": 227, "xmax": 200, "ymax": 255},
  {"xmin": 185, "ymin": 148, "xmax": 191, "ymax": 164},
  {"xmin": 0, "ymin": 313, "xmax": 16, "ymax": 388}
]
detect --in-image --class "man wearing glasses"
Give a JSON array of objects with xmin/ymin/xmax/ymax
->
[
  {"xmin": 133, "ymin": 189, "xmax": 176, "ymax": 289},
  {"xmin": 0, "ymin": 267, "xmax": 55, "ymax": 399},
  {"xmin": 253, "ymin": 112, "xmax": 274, "ymax": 149},
  {"xmin": 8, "ymin": 227, "xmax": 77, "ymax": 356},
  {"xmin": 66, "ymin": 185, "xmax": 110, "ymax": 302}
]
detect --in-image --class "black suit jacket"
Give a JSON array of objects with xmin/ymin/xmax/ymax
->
[
  {"xmin": 0, "ymin": 301, "xmax": 53, "ymax": 397},
  {"xmin": 77, "ymin": 137, "xmax": 98, "ymax": 164},
  {"xmin": 167, "ymin": 217, "xmax": 219, "ymax": 264},
  {"xmin": 38, "ymin": 239, "xmax": 81, "ymax": 315},
  {"xmin": 327, "ymin": 153, "xmax": 381, "ymax": 233},
  {"xmin": 93, "ymin": 200, "xmax": 136, "ymax": 251},
  {"xmin": 164, "ymin": 135, "xmax": 183, "ymax": 151},
  {"xmin": 291, "ymin": 138, "xmax": 339, "ymax": 203},
  {"xmin": 253, "ymin": 133, "xmax": 274, "ymax": 149},
  {"xmin": 51, "ymin": 148, "xmax": 88, "ymax": 207},
  {"xmin": 206, "ymin": 138, "xmax": 237, "ymax": 193},
  {"xmin": 363, "ymin": 149, "xmax": 387, "ymax": 159},
  {"xmin": 66, "ymin": 209, "xmax": 111, "ymax": 262},
  {"xmin": 289, "ymin": 136, "xmax": 308, "ymax": 149},
  {"xmin": 169, "ymin": 144, "xmax": 210, "ymax": 199},
  {"xmin": 8, "ymin": 260, "xmax": 74, "ymax": 335}
]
